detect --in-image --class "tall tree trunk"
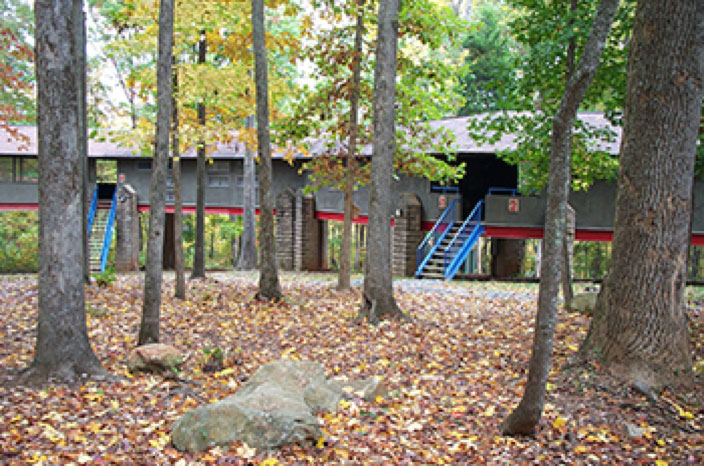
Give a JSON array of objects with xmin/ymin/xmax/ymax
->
[
  {"xmin": 238, "ymin": 116, "xmax": 257, "ymax": 270},
  {"xmin": 501, "ymin": 0, "xmax": 620, "ymax": 436},
  {"xmin": 561, "ymin": 204, "xmax": 575, "ymax": 307},
  {"xmin": 191, "ymin": 30, "xmax": 207, "ymax": 279},
  {"xmin": 252, "ymin": 0, "xmax": 282, "ymax": 300},
  {"xmin": 560, "ymin": 0, "xmax": 578, "ymax": 305},
  {"xmin": 138, "ymin": 0, "xmax": 174, "ymax": 345},
  {"xmin": 591, "ymin": 242, "xmax": 602, "ymax": 280},
  {"xmin": 354, "ymin": 223, "xmax": 362, "ymax": 271},
  {"xmin": 357, "ymin": 0, "xmax": 407, "ymax": 324},
  {"xmin": 26, "ymin": 0, "xmax": 106, "ymax": 383},
  {"xmin": 691, "ymin": 247, "xmax": 701, "ymax": 281},
  {"xmin": 172, "ymin": 62, "xmax": 185, "ymax": 300},
  {"xmin": 337, "ymin": 0, "xmax": 365, "ymax": 291},
  {"xmin": 581, "ymin": 0, "xmax": 703, "ymax": 387},
  {"xmin": 75, "ymin": 0, "xmax": 90, "ymax": 284}
]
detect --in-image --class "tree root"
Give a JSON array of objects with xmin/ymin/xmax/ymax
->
[{"xmin": 7, "ymin": 363, "xmax": 118, "ymax": 388}]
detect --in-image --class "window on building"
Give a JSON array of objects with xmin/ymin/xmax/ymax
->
[
  {"xmin": 0, "ymin": 157, "xmax": 14, "ymax": 182},
  {"xmin": 19, "ymin": 158, "xmax": 38, "ymax": 182},
  {"xmin": 137, "ymin": 159, "xmax": 152, "ymax": 170},
  {"xmin": 208, "ymin": 175, "xmax": 230, "ymax": 188},
  {"xmin": 235, "ymin": 175, "xmax": 258, "ymax": 189},
  {"xmin": 207, "ymin": 160, "xmax": 230, "ymax": 172}
]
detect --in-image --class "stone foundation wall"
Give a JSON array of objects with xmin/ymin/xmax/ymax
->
[{"xmin": 392, "ymin": 193, "xmax": 423, "ymax": 277}]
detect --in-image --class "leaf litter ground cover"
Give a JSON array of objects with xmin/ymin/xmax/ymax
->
[{"xmin": 0, "ymin": 272, "xmax": 702, "ymax": 464}]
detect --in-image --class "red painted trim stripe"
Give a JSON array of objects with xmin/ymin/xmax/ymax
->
[
  {"xmin": 1, "ymin": 202, "xmax": 703, "ymax": 245},
  {"xmin": 137, "ymin": 205, "xmax": 266, "ymax": 215},
  {"xmin": 315, "ymin": 212, "xmax": 370, "ymax": 225},
  {"xmin": 693, "ymin": 234, "xmax": 704, "ymax": 246},
  {"xmin": 0, "ymin": 203, "xmax": 38, "ymax": 211},
  {"xmin": 484, "ymin": 225, "xmax": 545, "ymax": 239}
]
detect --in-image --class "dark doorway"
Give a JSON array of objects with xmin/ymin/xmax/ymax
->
[{"xmin": 458, "ymin": 153, "xmax": 518, "ymax": 217}]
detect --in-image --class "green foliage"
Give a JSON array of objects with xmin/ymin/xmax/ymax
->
[
  {"xmin": 467, "ymin": 0, "xmax": 635, "ymax": 192},
  {"xmin": 0, "ymin": 211, "xmax": 38, "ymax": 273},
  {"xmin": 94, "ymin": 267, "xmax": 116, "ymax": 287},
  {"xmin": 182, "ymin": 214, "xmax": 242, "ymax": 270},
  {"xmin": 458, "ymin": 0, "xmax": 521, "ymax": 115},
  {"xmin": 0, "ymin": 0, "xmax": 35, "ymax": 128},
  {"xmin": 276, "ymin": 0, "xmax": 467, "ymax": 193}
]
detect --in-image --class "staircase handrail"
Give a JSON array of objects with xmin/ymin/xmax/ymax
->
[
  {"xmin": 99, "ymin": 188, "xmax": 118, "ymax": 272},
  {"xmin": 443, "ymin": 200, "xmax": 483, "ymax": 262},
  {"xmin": 443, "ymin": 200, "xmax": 484, "ymax": 279},
  {"xmin": 444, "ymin": 224, "xmax": 485, "ymax": 281},
  {"xmin": 415, "ymin": 199, "xmax": 458, "ymax": 277},
  {"xmin": 86, "ymin": 186, "xmax": 98, "ymax": 236},
  {"xmin": 487, "ymin": 187, "xmax": 518, "ymax": 196}
]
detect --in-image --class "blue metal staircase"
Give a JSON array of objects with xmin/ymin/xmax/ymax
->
[
  {"xmin": 87, "ymin": 185, "xmax": 117, "ymax": 273},
  {"xmin": 415, "ymin": 199, "xmax": 485, "ymax": 280}
]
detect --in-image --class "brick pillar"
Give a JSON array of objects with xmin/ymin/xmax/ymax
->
[
  {"xmin": 115, "ymin": 184, "xmax": 139, "ymax": 272},
  {"xmin": 295, "ymin": 192, "xmax": 322, "ymax": 271},
  {"xmin": 392, "ymin": 192, "xmax": 423, "ymax": 277},
  {"xmin": 276, "ymin": 189, "xmax": 296, "ymax": 270}
]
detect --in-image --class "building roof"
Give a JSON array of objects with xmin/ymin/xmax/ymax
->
[{"xmin": 0, "ymin": 112, "xmax": 622, "ymax": 159}]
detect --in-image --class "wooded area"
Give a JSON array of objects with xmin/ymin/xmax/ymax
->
[{"xmin": 0, "ymin": 0, "xmax": 702, "ymax": 462}]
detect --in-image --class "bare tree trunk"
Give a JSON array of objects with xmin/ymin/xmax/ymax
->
[
  {"xmin": 252, "ymin": 0, "xmax": 282, "ymax": 300},
  {"xmin": 501, "ymin": 0, "xmax": 620, "ymax": 436},
  {"xmin": 338, "ymin": 0, "xmax": 365, "ymax": 291},
  {"xmin": 581, "ymin": 0, "xmax": 702, "ymax": 387},
  {"xmin": 354, "ymin": 223, "xmax": 362, "ymax": 271},
  {"xmin": 25, "ymin": 0, "xmax": 107, "ymax": 383},
  {"xmin": 357, "ymin": 0, "xmax": 407, "ymax": 324},
  {"xmin": 561, "ymin": 204, "xmax": 575, "ymax": 307},
  {"xmin": 76, "ymin": 0, "xmax": 90, "ymax": 284},
  {"xmin": 237, "ymin": 115, "xmax": 257, "ymax": 270},
  {"xmin": 191, "ymin": 30, "xmax": 207, "ymax": 279},
  {"xmin": 691, "ymin": 247, "xmax": 701, "ymax": 281},
  {"xmin": 172, "ymin": 63, "xmax": 185, "ymax": 300},
  {"xmin": 591, "ymin": 243, "xmax": 602, "ymax": 280},
  {"xmin": 138, "ymin": 0, "xmax": 174, "ymax": 345}
]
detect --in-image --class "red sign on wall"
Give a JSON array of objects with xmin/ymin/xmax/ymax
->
[{"xmin": 508, "ymin": 198, "xmax": 520, "ymax": 213}]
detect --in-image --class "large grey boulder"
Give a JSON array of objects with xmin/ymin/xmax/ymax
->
[{"xmin": 171, "ymin": 360, "xmax": 384, "ymax": 452}]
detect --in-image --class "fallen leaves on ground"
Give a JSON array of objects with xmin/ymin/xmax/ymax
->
[{"xmin": 0, "ymin": 272, "xmax": 702, "ymax": 464}]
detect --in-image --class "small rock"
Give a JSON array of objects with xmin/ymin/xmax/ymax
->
[
  {"xmin": 568, "ymin": 292, "xmax": 598, "ymax": 316},
  {"xmin": 624, "ymin": 422, "xmax": 645, "ymax": 439},
  {"xmin": 126, "ymin": 343, "xmax": 183, "ymax": 374}
]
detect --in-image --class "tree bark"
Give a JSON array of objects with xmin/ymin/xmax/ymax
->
[
  {"xmin": 237, "ymin": 115, "xmax": 257, "ymax": 270},
  {"xmin": 561, "ymin": 204, "xmax": 575, "ymax": 307},
  {"xmin": 252, "ymin": 0, "xmax": 282, "ymax": 300},
  {"xmin": 26, "ymin": 0, "xmax": 106, "ymax": 383},
  {"xmin": 581, "ymin": 0, "xmax": 703, "ymax": 387},
  {"xmin": 337, "ymin": 0, "xmax": 365, "ymax": 291},
  {"xmin": 191, "ymin": 31, "xmax": 207, "ymax": 279},
  {"xmin": 172, "ymin": 63, "xmax": 186, "ymax": 299},
  {"xmin": 357, "ymin": 0, "xmax": 407, "ymax": 324},
  {"xmin": 138, "ymin": 0, "xmax": 174, "ymax": 345},
  {"xmin": 501, "ymin": 0, "xmax": 620, "ymax": 436},
  {"xmin": 75, "ymin": 0, "xmax": 90, "ymax": 284}
]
